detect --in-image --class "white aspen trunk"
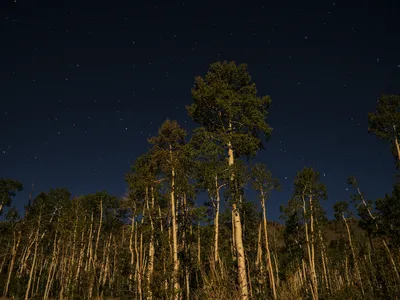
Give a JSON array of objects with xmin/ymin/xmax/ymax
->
[
  {"xmin": 231, "ymin": 209, "xmax": 237, "ymax": 261},
  {"xmin": 214, "ymin": 176, "xmax": 221, "ymax": 264},
  {"xmin": 318, "ymin": 229, "xmax": 330, "ymax": 293},
  {"xmin": 17, "ymin": 231, "xmax": 35, "ymax": 278},
  {"xmin": 67, "ymin": 208, "xmax": 79, "ymax": 290},
  {"xmin": 44, "ymin": 233, "xmax": 58, "ymax": 300},
  {"xmin": 129, "ymin": 217, "xmax": 135, "ymax": 291},
  {"xmin": 356, "ymin": 185, "xmax": 400, "ymax": 283},
  {"xmin": 273, "ymin": 252, "xmax": 279, "ymax": 287},
  {"xmin": 309, "ymin": 194, "xmax": 318, "ymax": 300},
  {"xmin": 146, "ymin": 186, "xmax": 155, "ymax": 300},
  {"xmin": 185, "ymin": 266, "xmax": 190, "ymax": 300},
  {"xmin": 256, "ymin": 222, "xmax": 262, "ymax": 270},
  {"xmin": 158, "ymin": 206, "xmax": 168, "ymax": 295},
  {"xmin": 94, "ymin": 198, "xmax": 103, "ymax": 265},
  {"xmin": 228, "ymin": 136, "xmax": 249, "ymax": 300},
  {"xmin": 25, "ymin": 212, "xmax": 40, "ymax": 300},
  {"xmin": 344, "ymin": 254, "xmax": 350, "ymax": 286},
  {"xmin": 0, "ymin": 242, "xmax": 9, "ymax": 275},
  {"xmin": 74, "ymin": 226, "xmax": 86, "ymax": 289},
  {"xmin": 85, "ymin": 212, "xmax": 94, "ymax": 273},
  {"xmin": 197, "ymin": 221, "xmax": 201, "ymax": 267},
  {"xmin": 393, "ymin": 125, "xmax": 400, "ymax": 160},
  {"xmin": 302, "ymin": 194, "xmax": 317, "ymax": 300},
  {"xmin": 135, "ymin": 217, "xmax": 142, "ymax": 300},
  {"xmin": 344, "ymin": 216, "xmax": 364, "ymax": 296},
  {"xmin": 4, "ymin": 230, "xmax": 21, "ymax": 296},
  {"xmin": 170, "ymin": 144, "xmax": 180, "ymax": 299},
  {"xmin": 261, "ymin": 192, "xmax": 277, "ymax": 299},
  {"xmin": 34, "ymin": 246, "xmax": 45, "ymax": 296}
]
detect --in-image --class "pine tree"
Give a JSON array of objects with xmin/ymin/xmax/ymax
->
[{"xmin": 187, "ymin": 61, "xmax": 272, "ymax": 299}]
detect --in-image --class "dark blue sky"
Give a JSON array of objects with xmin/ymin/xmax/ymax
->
[{"xmin": 1, "ymin": 0, "xmax": 399, "ymax": 220}]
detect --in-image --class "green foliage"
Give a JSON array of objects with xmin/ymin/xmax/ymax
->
[
  {"xmin": 368, "ymin": 94, "xmax": 400, "ymax": 140},
  {"xmin": 333, "ymin": 201, "xmax": 352, "ymax": 221},
  {"xmin": 376, "ymin": 183, "xmax": 400, "ymax": 246},
  {"xmin": 187, "ymin": 60, "xmax": 272, "ymax": 158},
  {"xmin": 0, "ymin": 178, "xmax": 23, "ymax": 215},
  {"xmin": 251, "ymin": 163, "xmax": 281, "ymax": 198},
  {"xmin": 347, "ymin": 176, "xmax": 377, "ymax": 235},
  {"xmin": 224, "ymin": 159, "xmax": 249, "ymax": 208},
  {"xmin": 368, "ymin": 94, "xmax": 400, "ymax": 166},
  {"xmin": 189, "ymin": 127, "xmax": 227, "ymax": 196}
]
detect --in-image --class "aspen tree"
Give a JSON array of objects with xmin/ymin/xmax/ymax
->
[
  {"xmin": 149, "ymin": 119, "xmax": 187, "ymax": 299},
  {"xmin": 368, "ymin": 94, "xmax": 400, "ymax": 164},
  {"xmin": 188, "ymin": 61, "xmax": 272, "ymax": 299},
  {"xmin": 251, "ymin": 163, "xmax": 281, "ymax": 299}
]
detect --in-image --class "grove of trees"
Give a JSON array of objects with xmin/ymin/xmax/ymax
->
[{"xmin": 1, "ymin": 61, "xmax": 399, "ymax": 299}]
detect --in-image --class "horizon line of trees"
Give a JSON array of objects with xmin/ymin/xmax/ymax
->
[{"xmin": 1, "ymin": 61, "xmax": 400, "ymax": 299}]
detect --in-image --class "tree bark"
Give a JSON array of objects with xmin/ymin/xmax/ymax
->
[
  {"xmin": 261, "ymin": 192, "xmax": 277, "ymax": 299},
  {"xmin": 228, "ymin": 137, "xmax": 248, "ymax": 300},
  {"xmin": 170, "ymin": 144, "xmax": 180, "ymax": 299},
  {"xmin": 214, "ymin": 175, "xmax": 221, "ymax": 264},
  {"xmin": 343, "ymin": 216, "xmax": 364, "ymax": 296},
  {"xmin": 4, "ymin": 230, "xmax": 21, "ymax": 296},
  {"xmin": 146, "ymin": 187, "xmax": 155, "ymax": 300},
  {"xmin": 25, "ymin": 212, "xmax": 41, "ymax": 300}
]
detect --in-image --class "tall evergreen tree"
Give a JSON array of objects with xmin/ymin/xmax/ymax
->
[{"xmin": 187, "ymin": 61, "xmax": 272, "ymax": 299}]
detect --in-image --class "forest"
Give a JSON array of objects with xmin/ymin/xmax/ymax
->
[{"xmin": 1, "ymin": 61, "xmax": 400, "ymax": 299}]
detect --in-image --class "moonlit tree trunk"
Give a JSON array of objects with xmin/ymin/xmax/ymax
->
[
  {"xmin": 261, "ymin": 191, "xmax": 277, "ymax": 299},
  {"xmin": 343, "ymin": 215, "xmax": 364, "ymax": 296},
  {"xmin": 228, "ymin": 138, "xmax": 249, "ymax": 300},
  {"xmin": 25, "ymin": 212, "xmax": 41, "ymax": 300},
  {"xmin": 214, "ymin": 175, "xmax": 221, "ymax": 264},
  {"xmin": 302, "ymin": 193, "xmax": 318, "ymax": 300},
  {"xmin": 356, "ymin": 185, "xmax": 400, "ymax": 283},
  {"xmin": 4, "ymin": 230, "xmax": 21, "ymax": 296},
  {"xmin": 146, "ymin": 187, "xmax": 155, "ymax": 300},
  {"xmin": 170, "ymin": 145, "xmax": 180, "ymax": 299}
]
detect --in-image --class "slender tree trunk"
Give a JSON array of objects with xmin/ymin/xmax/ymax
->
[
  {"xmin": 356, "ymin": 185, "xmax": 400, "ymax": 283},
  {"xmin": 44, "ymin": 233, "xmax": 59, "ymax": 300},
  {"xmin": 18, "ymin": 231, "xmax": 35, "ymax": 278},
  {"xmin": 197, "ymin": 221, "xmax": 201, "ymax": 267},
  {"xmin": 146, "ymin": 187, "xmax": 155, "ymax": 300},
  {"xmin": 302, "ymin": 194, "xmax": 318, "ymax": 300},
  {"xmin": 4, "ymin": 230, "xmax": 21, "ymax": 296},
  {"xmin": 318, "ymin": 228, "xmax": 330, "ymax": 294},
  {"xmin": 393, "ymin": 125, "xmax": 400, "ymax": 160},
  {"xmin": 129, "ymin": 217, "xmax": 135, "ymax": 291},
  {"xmin": 25, "ymin": 212, "xmax": 41, "ymax": 300},
  {"xmin": 309, "ymin": 195, "xmax": 318, "ymax": 300},
  {"xmin": 231, "ymin": 209, "xmax": 237, "ymax": 261},
  {"xmin": 228, "ymin": 137, "xmax": 249, "ymax": 300},
  {"xmin": 214, "ymin": 176, "xmax": 221, "ymax": 264},
  {"xmin": 74, "ymin": 225, "xmax": 86, "ymax": 293},
  {"xmin": 256, "ymin": 222, "xmax": 262, "ymax": 270},
  {"xmin": 170, "ymin": 145, "xmax": 180, "ymax": 299},
  {"xmin": 261, "ymin": 193, "xmax": 277, "ymax": 299},
  {"xmin": 343, "ymin": 216, "xmax": 364, "ymax": 296}
]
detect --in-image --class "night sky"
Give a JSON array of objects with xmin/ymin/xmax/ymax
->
[{"xmin": 1, "ymin": 0, "xmax": 399, "ymax": 221}]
